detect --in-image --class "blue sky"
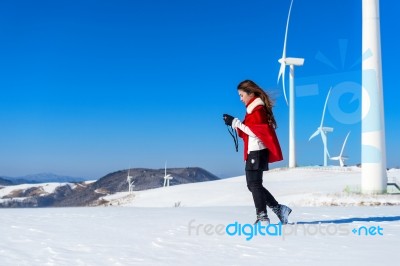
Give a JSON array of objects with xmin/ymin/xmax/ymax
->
[{"xmin": 0, "ymin": 0, "xmax": 399, "ymax": 179}]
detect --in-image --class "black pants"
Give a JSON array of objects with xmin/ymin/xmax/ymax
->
[{"xmin": 245, "ymin": 149, "xmax": 278, "ymax": 214}]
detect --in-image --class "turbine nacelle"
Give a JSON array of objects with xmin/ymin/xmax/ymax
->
[
  {"xmin": 331, "ymin": 156, "xmax": 349, "ymax": 160},
  {"xmin": 278, "ymin": 57, "xmax": 305, "ymax": 66},
  {"xmin": 309, "ymin": 127, "xmax": 333, "ymax": 141},
  {"xmin": 163, "ymin": 174, "xmax": 173, "ymax": 187},
  {"xmin": 164, "ymin": 174, "xmax": 173, "ymax": 180},
  {"xmin": 321, "ymin": 127, "xmax": 334, "ymax": 133},
  {"xmin": 330, "ymin": 156, "xmax": 349, "ymax": 167}
]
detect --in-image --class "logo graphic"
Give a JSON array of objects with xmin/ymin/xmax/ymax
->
[
  {"xmin": 188, "ymin": 219, "xmax": 384, "ymax": 241},
  {"xmin": 296, "ymin": 39, "xmax": 363, "ymax": 126},
  {"xmin": 352, "ymin": 225, "xmax": 384, "ymax": 236}
]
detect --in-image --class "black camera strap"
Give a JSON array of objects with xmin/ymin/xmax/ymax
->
[{"xmin": 226, "ymin": 125, "xmax": 238, "ymax": 152}]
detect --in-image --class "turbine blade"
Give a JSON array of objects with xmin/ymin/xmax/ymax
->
[
  {"xmin": 309, "ymin": 129, "xmax": 320, "ymax": 141},
  {"xmin": 277, "ymin": 0, "xmax": 293, "ymax": 106},
  {"xmin": 330, "ymin": 156, "xmax": 339, "ymax": 160},
  {"xmin": 282, "ymin": 0, "xmax": 294, "ymax": 60},
  {"xmin": 320, "ymin": 87, "xmax": 332, "ymax": 127},
  {"xmin": 277, "ymin": 62, "xmax": 288, "ymax": 105},
  {"xmin": 340, "ymin": 131, "xmax": 351, "ymax": 156}
]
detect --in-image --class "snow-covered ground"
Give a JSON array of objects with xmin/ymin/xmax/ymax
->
[{"xmin": 1, "ymin": 167, "xmax": 400, "ymax": 266}]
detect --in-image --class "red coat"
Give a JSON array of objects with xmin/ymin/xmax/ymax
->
[{"xmin": 237, "ymin": 99, "xmax": 283, "ymax": 163}]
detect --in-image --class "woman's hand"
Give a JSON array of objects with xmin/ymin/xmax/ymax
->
[{"xmin": 223, "ymin": 114, "xmax": 234, "ymax": 126}]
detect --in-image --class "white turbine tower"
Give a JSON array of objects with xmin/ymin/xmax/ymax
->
[
  {"xmin": 127, "ymin": 168, "xmax": 135, "ymax": 193},
  {"xmin": 309, "ymin": 88, "xmax": 334, "ymax": 167},
  {"xmin": 362, "ymin": 0, "xmax": 387, "ymax": 193},
  {"xmin": 277, "ymin": 0, "xmax": 304, "ymax": 168},
  {"xmin": 163, "ymin": 161, "xmax": 173, "ymax": 187},
  {"xmin": 330, "ymin": 131, "xmax": 351, "ymax": 167}
]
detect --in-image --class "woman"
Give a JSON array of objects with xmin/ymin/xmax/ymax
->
[{"xmin": 223, "ymin": 80, "xmax": 292, "ymax": 224}]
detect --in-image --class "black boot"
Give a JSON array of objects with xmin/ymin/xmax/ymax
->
[
  {"xmin": 271, "ymin": 204, "xmax": 292, "ymax": 224},
  {"xmin": 253, "ymin": 211, "xmax": 270, "ymax": 225}
]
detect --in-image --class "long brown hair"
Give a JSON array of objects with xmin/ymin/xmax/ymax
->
[{"xmin": 237, "ymin": 80, "xmax": 277, "ymax": 128}]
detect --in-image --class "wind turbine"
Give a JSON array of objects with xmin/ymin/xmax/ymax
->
[
  {"xmin": 127, "ymin": 168, "xmax": 135, "ymax": 193},
  {"xmin": 330, "ymin": 131, "xmax": 351, "ymax": 167},
  {"xmin": 163, "ymin": 161, "xmax": 173, "ymax": 187},
  {"xmin": 309, "ymin": 88, "xmax": 334, "ymax": 167},
  {"xmin": 361, "ymin": 0, "xmax": 387, "ymax": 194},
  {"xmin": 277, "ymin": 0, "xmax": 305, "ymax": 168}
]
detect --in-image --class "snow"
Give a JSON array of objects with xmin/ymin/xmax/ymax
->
[
  {"xmin": 1, "ymin": 166, "xmax": 400, "ymax": 265},
  {"xmin": 0, "ymin": 182, "xmax": 73, "ymax": 198}
]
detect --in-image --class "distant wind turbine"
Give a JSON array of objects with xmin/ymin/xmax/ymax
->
[
  {"xmin": 309, "ymin": 88, "xmax": 334, "ymax": 167},
  {"xmin": 330, "ymin": 131, "xmax": 351, "ymax": 167},
  {"xmin": 163, "ymin": 161, "xmax": 173, "ymax": 187},
  {"xmin": 277, "ymin": 0, "xmax": 305, "ymax": 168},
  {"xmin": 127, "ymin": 168, "xmax": 135, "ymax": 193}
]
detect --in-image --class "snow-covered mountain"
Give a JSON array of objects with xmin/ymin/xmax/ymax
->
[{"xmin": 0, "ymin": 167, "xmax": 220, "ymax": 207}]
